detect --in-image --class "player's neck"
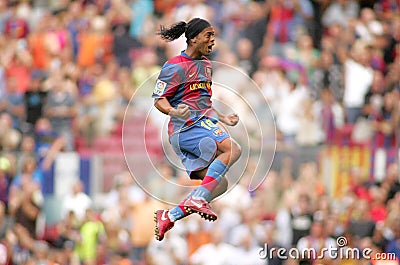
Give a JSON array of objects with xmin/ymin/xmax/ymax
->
[{"xmin": 184, "ymin": 47, "xmax": 202, "ymax": 60}]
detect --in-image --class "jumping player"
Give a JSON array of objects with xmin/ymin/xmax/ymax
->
[{"xmin": 152, "ymin": 18, "xmax": 242, "ymax": 241}]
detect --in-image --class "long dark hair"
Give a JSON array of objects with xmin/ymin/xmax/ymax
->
[
  {"xmin": 157, "ymin": 18, "xmax": 211, "ymax": 44},
  {"xmin": 157, "ymin": 21, "xmax": 187, "ymax": 42}
]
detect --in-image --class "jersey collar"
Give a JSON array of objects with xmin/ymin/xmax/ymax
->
[
  {"xmin": 181, "ymin": 51, "xmax": 192, "ymax": 59},
  {"xmin": 181, "ymin": 51, "xmax": 206, "ymax": 60}
]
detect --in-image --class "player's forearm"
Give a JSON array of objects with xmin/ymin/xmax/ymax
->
[
  {"xmin": 212, "ymin": 107, "xmax": 226, "ymax": 123},
  {"xmin": 154, "ymin": 98, "xmax": 175, "ymax": 116}
]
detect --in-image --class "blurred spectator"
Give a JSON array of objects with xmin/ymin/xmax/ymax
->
[
  {"xmin": 129, "ymin": 0, "xmax": 153, "ymax": 40},
  {"xmin": 231, "ymin": 230, "xmax": 265, "ymax": 265},
  {"xmin": 146, "ymin": 225, "xmax": 188, "ymax": 265},
  {"xmin": 61, "ymin": 180, "xmax": 92, "ymax": 222},
  {"xmin": 31, "ymin": 240, "xmax": 51, "ymax": 265},
  {"xmin": 0, "ymin": 113, "xmax": 21, "ymax": 151},
  {"xmin": 386, "ymin": 217, "xmax": 400, "ymax": 260},
  {"xmin": 114, "ymin": 67, "xmax": 136, "ymax": 122},
  {"xmin": 363, "ymin": 70, "xmax": 387, "ymax": 119},
  {"xmin": 53, "ymin": 211, "xmax": 80, "ymax": 245},
  {"xmin": 112, "ymin": 23, "xmax": 140, "ymax": 68},
  {"xmin": 380, "ymin": 163, "xmax": 400, "ymax": 202},
  {"xmin": 296, "ymin": 96, "xmax": 325, "ymax": 146},
  {"xmin": 355, "ymin": 8, "xmax": 384, "ymax": 43},
  {"xmin": 189, "ymin": 226, "xmax": 236, "ymax": 265},
  {"xmin": 8, "ymin": 224, "xmax": 36, "ymax": 265},
  {"xmin": 0, "ymin": 157, "xmax": 11, "ymax": 207},
  {"xmin": 3, "ymin": 38, "xmax": 32, "ymax": 94},
  {"xmin": 311, "ymin": 50, "xmax": 343, "ymax": 100},
  {"xmin": 1, "ymin": 76, "xmax": 24, "ymax": 130},
  {"xmin": 321, "ymin": 0, "xmax": 359, "ymax": 28},
  {"xmin": 348, "ymin": 199, "xmax": 376, "ymax": 240},
  {"xmin": 0, "ymin": 201, "xmax": 13, "ymax": 239},
  {"xmin": 104, "ymin": 171, "xmax": 145, "ymax": 209},
  {"xmin": 242, "ymin": 1, "xmax": 267, "ymax": 60},
  {"xmin": 130, "ymin": 196, "xmax": 162, "ymax": 264},
  {"xmin": 284, "ymin": 34, "xmax": 320, "ymax": 82},
  {"xmin": 33, "ymin": 117, "xmax": 66, "ymax": 171},
  {"xmin": 0, "ymin": 0, "xmax": 11, "ymax": 35},
  {"xmin": 8, "ymin": 178, "xmax": 43, "ymax": 239},
  {"xmin": 291, "ymin": 0, "xmax": 314, "ymax": 41},
  {"xmin": 297, "ymin": 219, "xmax": 337, "ymax": 263},
  {"xmin": 266, "ymin": 0, "xmax": 295, "ymax": 52},
  {"xmin": 28, "ymin": 13, "xmax": 51, "ymax": 70},
  {"xmin": 78, "ymin": 63, "xmax": 118, "ymax": 138},
  {"xmin": 131, "ymin": 49, "xmax": 161, "ymax": 111},
  {"xmin": 11, "ymin": 155, "xmax": 43, "ymax": 191},
  {"xmin": 106, "ymin": 0, "xmax": 132, "ymax": 31},
  {"xmin": 65, "ymin": 1, "xmax": 87, "ymax": 60},
  {"xmin": 77, "ymin": 15, "xmax": 113, "ymax": 68},
  {"xmin": 290, "ymin": 193, "xmax": 314, "ymax": 246},
  {"xmin": 44, "ymin": 73, "xmax": 77, "ymax": 151},
  {"xmin": 343, "ymin": 40, "xmax": 374, "ymax": 123},
  {"xmin": 3, "ymin": 2, "xmax": 29, "ymax": 39},
  {"xmin": 369, "ymin": 185, "xmax": 388, "ymax": 224},
  {"xmin": 276, "ymin": 77, "xmax": 309, "ymax": 146},
  {"xmin": 370, "ymin": 91, "xmax": 398, "ymax": 148},
  {"xmin": 312, "ymin": 88, "xmax": 345, "ymax": 144},
  {"xmin": 228, "ymin": 207, "xmax": 265, "ymax": 247},
  {"xmin": 75, "ymin": 208, "xmax": 106, "ymax": 265},
  {"xmin": 23, "ymin": 71, "xmax": 47, "ymax": 133},
  {"xmin": 235, "ymin": 37, "xmax": 256, "ymax": 75}
]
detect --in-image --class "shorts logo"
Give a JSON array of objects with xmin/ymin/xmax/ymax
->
[
  {"xmin": 213, "ymin": 128, "xmax": 224, "ymax": 136},
  {"xmin": 154, "ymin": 79, "xmax": 167, "ymax": 96}
]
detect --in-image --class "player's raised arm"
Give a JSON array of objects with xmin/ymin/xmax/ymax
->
[{"xmin": 213, "ymin": 107, "xmax": 239, "ymax": 126}]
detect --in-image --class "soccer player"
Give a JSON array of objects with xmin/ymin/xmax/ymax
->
[{"xmin": 152, "ymin": 18, "xmax": 242, "ymax": 241}]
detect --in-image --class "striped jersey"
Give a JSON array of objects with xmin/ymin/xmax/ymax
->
[{"xmin": 152, "ymin": 51, "xmax": 217, "ymax": 135}]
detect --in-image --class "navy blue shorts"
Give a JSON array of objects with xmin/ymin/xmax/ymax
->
[{"xmin": 169, "ymin": 117, "xmax": 229, "ymax": 178}]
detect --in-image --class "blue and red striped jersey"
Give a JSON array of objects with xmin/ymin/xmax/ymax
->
[{"xmin": 152, "ymin": 51, "xmax": 217, "ymax": 135}]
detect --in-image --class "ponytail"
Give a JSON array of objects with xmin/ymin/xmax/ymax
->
[
  {"xmin": 157, "ymin": 21, "xmax": 187, "ymax": 42},
  {"xmin": 157, "ymin": 18, "xmax": 211, "ymax": 43}
]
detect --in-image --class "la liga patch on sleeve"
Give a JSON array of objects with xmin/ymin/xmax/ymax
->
[{"xmin": 154, "ymin": 79, "xmax": 167, "ymax": 96}]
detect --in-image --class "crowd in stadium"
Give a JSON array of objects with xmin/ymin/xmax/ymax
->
[{"xmin": 0, "ymin": 0, "xmax": 399, "ymax": 264}]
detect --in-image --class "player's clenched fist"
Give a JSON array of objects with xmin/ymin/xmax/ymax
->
[
  {"xmin": 169, "ymin": 104, "xmax": 191, "ymax": 120},
  {"xmin": 221, "ymin": 113, "xmax": 239, "ymax": 126}
]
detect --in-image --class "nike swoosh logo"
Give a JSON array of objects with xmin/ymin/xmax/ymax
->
[
  {"xmin": 161, "ymin": 210, "xmax": 168, "ymax": 221},
  {"xmin": 191, "ymin": 200, "xmax": 203, "ymax": 208},
  {"xmin": 188, "ymin": 73, "xmax": 195, "ymax": 78}
]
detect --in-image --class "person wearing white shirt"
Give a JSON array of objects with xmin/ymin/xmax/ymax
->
[
  {"xmin": 190, "ymin": 227, "xmax": 237, "ymax": 265},
  {"xmin": 296, "ymin": 219, "xmax": 337, "ymax": 262},
  {"xmin": 343, "ymin": 41, "xmax": 374, "ymax": 123},
  {"xmin": 61, "ymin": 180, "xmax": 92, "ymax": 221}
]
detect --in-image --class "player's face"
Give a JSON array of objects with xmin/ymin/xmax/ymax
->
[{"xmin": 195, "ymin": 26, "xmax": 215, "ymax": 56}]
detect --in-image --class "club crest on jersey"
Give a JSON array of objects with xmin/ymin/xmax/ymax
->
[
  {"xmin": 154, "ymin": 79, "xmax": 167, "ymax": 95},
  {"xmin": 213, "ymin": 128, "xmax": 224, "ymax": 136},
  {"xmin": 189, "ymin": 81, "xmax": 211, "ymax": 91},
  {"xmin": 205, "ymin": 67, "xmax": 212, "ymax": 78}
]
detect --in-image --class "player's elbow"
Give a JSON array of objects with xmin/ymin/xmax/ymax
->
[
  {"xmin": 154, "ymin": 98, "xmax": 173, "ymax": 116},
  {"xmin": 154, "ymin": 98, "xmax": 163, "ymax": 112}
]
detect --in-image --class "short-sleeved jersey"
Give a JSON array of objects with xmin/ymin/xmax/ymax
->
[{"xmin": 152, "ymin": 51, "xmax": 217, "ymax": 135}]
